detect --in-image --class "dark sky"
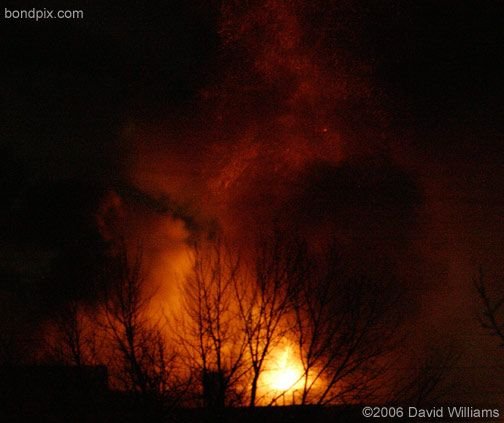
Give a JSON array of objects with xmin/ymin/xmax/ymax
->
[{"xmin": 1, "ymin": 0, "xmax": 503, "ymax": 400}]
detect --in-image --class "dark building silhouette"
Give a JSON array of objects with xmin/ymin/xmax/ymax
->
[{"xmin": 202, "ymin": 369, "xmax": 226, "ymax": 410}]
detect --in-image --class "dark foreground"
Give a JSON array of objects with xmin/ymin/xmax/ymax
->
[
  {"xmin": 1, "ymin": 400, "xmax": 363, "ymax": 423},
  {"xmin": 0, "ymin": 366, "xmax": 366, "ymax": 422}
]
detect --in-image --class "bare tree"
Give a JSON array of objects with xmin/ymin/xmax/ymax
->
[
  {"xmin": 289, "ymin": 245, "xmax": 402, "ymax": 405},
  {"xmin": 475, "ymin": 269, "xmax": 504, "ymax": 347},
  {"xmin": 234, "ymin": 230, "xmax": 304, "ymax": 407},
  {"xmin": 171, "ymin": 230, "xmax": 428, "ymax": 408},
  {"xmin": 48, "ymin": 300, "xmax": 99, "ymax": 367},
  {"xmin": 392, "ymin": 344, "xmax": 459, "ymax": 406},
  {"xmin": 175, "ymin": 236, "xmax": 248, "ymax": 409},
  {"xmin": 98, "ymin": 240, "xmax": 181, "ymax": 408}
]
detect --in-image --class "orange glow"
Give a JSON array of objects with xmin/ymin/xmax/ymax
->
[{"xmin": 260, "ymin": 346, "xmax": 304, "ymax": 401}]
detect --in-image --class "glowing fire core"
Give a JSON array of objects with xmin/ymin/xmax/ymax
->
[{"xmin": 261, "ymin": 347, "xmax": 304, "ymax": 397}]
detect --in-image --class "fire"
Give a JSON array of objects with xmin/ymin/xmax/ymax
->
[
  {"xmin": 261, "ymin": 346, "xmax": 304, "ymax": 396},
  {"xmin": 269, "ymin": 349, "xmax": 301, "ymax": 391}
]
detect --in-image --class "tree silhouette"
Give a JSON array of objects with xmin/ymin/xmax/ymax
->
[
  {"xmin": 176, "ymin": 231, "xmax": 416, "ymax": 407},
  {"xmin": 48, "ymin": 300, "xmax": 99, "ymax": 367},
  {"xmin": 175, "ymin": 236, "xmax": 248, "ymax": 410},
  {"xmin": 392, "ymin": 343, "xmax": 458, "ymax": 406},
  {"xmin": 475, "ymin": 269, "xmax": 504, "ymax": 347},
  {"xmin": 289, "ymin": 245, "xmax": 401, "ymax": 405},
  {"xmin": 97, "ymin": 240, "xmax": 182, "ymax": 410},
  {"xmin": 234, "ymin": 231, "xmax": 305, "ymax": 407}
]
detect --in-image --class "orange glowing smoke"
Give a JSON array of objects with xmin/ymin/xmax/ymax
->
[
  {"xmin": 117, "ymin": 0, "xmax": 380, "ymax": 252},
  {"xmin": 88, "ymin": 0, "xmax": 394, "ymax": 401}
]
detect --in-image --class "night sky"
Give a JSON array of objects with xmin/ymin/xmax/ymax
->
[{"xmin": 1, "ymin": 0, "xmax": 504, "ymax": 402}]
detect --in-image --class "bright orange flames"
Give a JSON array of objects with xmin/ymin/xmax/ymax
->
[{"xmin": 259, "ymin": 346, "xmax": 304, "ymax": 403}]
